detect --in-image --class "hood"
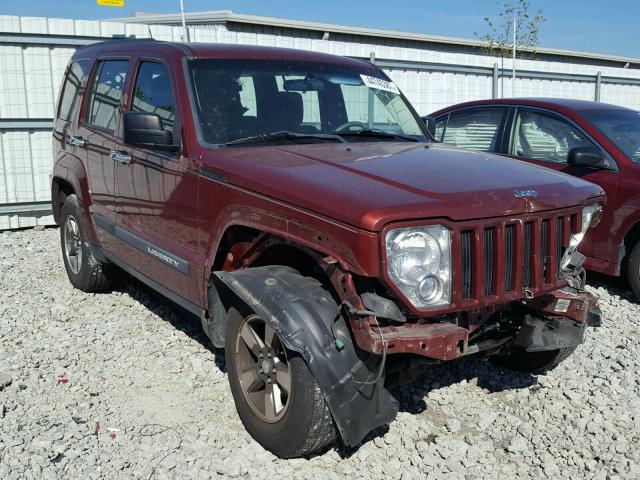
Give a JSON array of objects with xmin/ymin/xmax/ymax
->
[{"xmin": 202, "ymin": 142, "xmax": 605, "ymax": 231}]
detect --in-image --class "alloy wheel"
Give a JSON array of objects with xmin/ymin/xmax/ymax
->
[
  {"xmin": 63, "ymin": 215, "xmax": 83, "ymax": 275},
  {"xmin": 235, "ymin": 314, "xmax": 292, "ymax": 423}
]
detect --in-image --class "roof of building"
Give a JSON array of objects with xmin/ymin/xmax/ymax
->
[{"xmin": 112, "ymin": 10, "xmax": 640, "ymax": 69}]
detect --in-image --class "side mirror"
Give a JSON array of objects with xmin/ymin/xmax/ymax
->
[
  {"xmin": 123, "ymin": 112, "xmax": 180, "ymax": 152},
  {"xmin": 567, "ymin": 147, "xmax": 606, "ymax": 168},
  {"xmin": 421, "ymin": 116, "xmax": 437, "ymax": 139}
]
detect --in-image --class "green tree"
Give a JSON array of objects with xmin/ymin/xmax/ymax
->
[{"xmin": 475, "ymin": 0, "xmax": 546, "ymax": 59}]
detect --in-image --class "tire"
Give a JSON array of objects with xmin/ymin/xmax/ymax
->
[
  {"xmin": 225, "ymin": 303, "xmax": 337, "ymax": 458},
  {"xmin": 626, "ymin": 240, "xmax": 640, "ymax": 301},
  {"xmin": 60, "ymin": 194, "xmax": 112, "ymax": 292},
  {"xmin": 493, "ymin": 345, "xmax": 577, "ymax": 374}
]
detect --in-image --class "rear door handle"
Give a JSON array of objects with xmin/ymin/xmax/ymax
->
[
  {"xmin": 67, "ymin": 136, "xmax": 87, "ymax": 147},
  {"xmin": 110, "ymin": 150, "xmax": 132, "ymax": 165}
]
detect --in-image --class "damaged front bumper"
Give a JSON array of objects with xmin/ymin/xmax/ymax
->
[
  {"xmin": 517, "ymin": 287, "xmax": 600, "ymax": 351},
  {"xmin": 351, "ymin": 286, "xmax": 600, "ymax": 360}
]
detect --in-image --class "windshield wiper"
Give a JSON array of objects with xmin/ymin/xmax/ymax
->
[
  {"xmin": 225, "ymin": 131, "xmax": 346, "ymax": 146},
  {"xmin": 332, "ymin": 128, "xmax": 420, "ymax": 142}
]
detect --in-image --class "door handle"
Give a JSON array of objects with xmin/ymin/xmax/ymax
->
[
  {"xmin": 110, "ymin": 150, "xmax": 132, "ymax": 165},
  {"xmin": 67, "ymin": 136, "xmax": 87, "ymax": 147}
]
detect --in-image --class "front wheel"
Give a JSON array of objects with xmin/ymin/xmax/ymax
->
[
  {"xmin": 225, "ymin": 305, "xmax": 336, "ymax": 458},
  {"xmin": 492, "ymin": 345, "xmax": 577, "ymax": 374},
  {"xmin": 60, "ymin": 194, "xmax": 112, "ymax": 292}
]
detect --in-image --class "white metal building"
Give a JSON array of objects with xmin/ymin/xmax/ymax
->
[{"xmin": 1, "ymin": 10, "xmax": 640, "ymax": 229}]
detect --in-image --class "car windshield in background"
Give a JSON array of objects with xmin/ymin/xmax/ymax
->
[
  {"xmin": 187, "ymin": 59, "xmax": 426, "ymax": 145},
  {"xmin": 581, "ymin": 109, "xmax": 640, "ymax": 163}
]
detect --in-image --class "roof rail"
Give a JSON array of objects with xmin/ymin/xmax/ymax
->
[{"xmin": 75, "ymin": 36, "xmax": 157, "ymax": 50}]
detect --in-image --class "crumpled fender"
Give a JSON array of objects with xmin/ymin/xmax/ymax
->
[{"xmin": 212, "ymin": 265, "xmax": 398, "ymax": 447}]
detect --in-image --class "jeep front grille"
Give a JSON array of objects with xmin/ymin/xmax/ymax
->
[{"xmin": 455, "ymin": 209, "xmax": 579, "ymax": 306}]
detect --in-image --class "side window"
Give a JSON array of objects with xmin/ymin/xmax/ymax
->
[
  {"xmin": 434, "ymin": 115, "xmax": 448, "ymax": 142},
  {"xmin": 57, "ymin": 60, "xmax": 89, "ymax": 121},
  {"xmin": 512, "ymin": 110, "xmax": 594, "ymax": 163},
  {"xmin": 87, "ymin": 60, "xmax": 129, "ymax": 132},
  {"xmin": 442, "ymin": 108, "xmax": 505, "ymax": 152},
  {"xmin": 131, "ymin": 61, "xmax": 177, "ymax": 132}
]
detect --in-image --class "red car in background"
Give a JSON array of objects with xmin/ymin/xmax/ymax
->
[{"xmin": 427, "ymin": 99, "xmax": 640, "ymax": 298}]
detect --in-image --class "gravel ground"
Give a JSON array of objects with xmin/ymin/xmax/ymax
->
[{"xmin": 0, "ymin": 227, "xmax": 639, "ymax": 480}]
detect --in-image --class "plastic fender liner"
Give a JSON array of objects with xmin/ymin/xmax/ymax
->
[{"xmin": 213, "ymin": 265, "xmax": 398, "ymax": 447}]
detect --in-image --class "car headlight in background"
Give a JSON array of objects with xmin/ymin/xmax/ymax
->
[
  {"xmin": 385, "ymin": 226, "xmax": 451, "ymax": 308},
  {"xmin": 560, "ymin": 204, "xmax": 603, "ymax": 270}
]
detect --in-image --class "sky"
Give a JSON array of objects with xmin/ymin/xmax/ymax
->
[{"xmin": 3, "ymin": 0, "xmax": 640, "ymax": 58}]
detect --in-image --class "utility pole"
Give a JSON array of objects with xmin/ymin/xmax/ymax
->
[
  {"xmin": 512, "ymin": 16, "xmax": 516, "ymax": 97},
  {"xmin": 179, "ymin": 0, "xmax": 190, "ymax": 42}
]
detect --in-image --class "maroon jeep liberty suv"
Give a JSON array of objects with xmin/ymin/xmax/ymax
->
[{"xmin": 51, "ymin": 40, "xmax": 603, "ymax": 458}]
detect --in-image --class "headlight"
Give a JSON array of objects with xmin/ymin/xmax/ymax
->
[
  {"xmin": 385, "ymin": 226, "xmax": 451, "ymax": 308},
  {"xmin": 560, "ymin": 204, "xmax": 603, "ymax": 270}
]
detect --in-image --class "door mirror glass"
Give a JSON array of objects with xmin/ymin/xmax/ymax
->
[
  {"xmin": 123, "ymin": 112, "xmax": 179, "ymax": 151},
  {"xmin": 568, "ymin": 146, "xmax": 606, "ymax": 168},
  {"xmin": 422, "ymin": 116, "xmax": 437, "ymax": 139}
]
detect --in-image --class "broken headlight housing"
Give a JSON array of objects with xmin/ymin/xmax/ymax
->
[
  {"xmin": 385, "ymin": 226, "xmax": 451, "ymax": 308},
  {"xmin": 560, "ymin": 204, "xmax": 603, "ymax": 270}
]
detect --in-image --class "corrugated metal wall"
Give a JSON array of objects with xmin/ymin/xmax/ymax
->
[{"xmin": 1, "ymin": 15, "xmax": 640, "ymax": 229}]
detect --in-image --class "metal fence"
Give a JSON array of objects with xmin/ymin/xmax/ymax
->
[{"xmin": 1, "ymin": 15, "xmax": 640, "ymax": 229}]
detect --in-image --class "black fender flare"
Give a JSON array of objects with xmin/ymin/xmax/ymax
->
[{"xmin": 211, "ymin": 265, "xmax": 398, "ymax": 447}]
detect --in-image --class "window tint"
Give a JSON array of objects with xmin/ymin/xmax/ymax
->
[
  {"xmin": 442, "ymin": 108, "xmax": 505, "ymax": 152},
  {"xmin": 58, "ymin": 61, "xmax": 89, "ymax": 121},
  {"xmin": 87, "ymin": 60, "xmax": 129, "ymax": 132},
  {"xmin": 512, "ymin": 110, "xmax": 594, "ymax": 163},
  {"xmin": 131, "ymin": 61, "xmax": 176, "ymax": 132}
]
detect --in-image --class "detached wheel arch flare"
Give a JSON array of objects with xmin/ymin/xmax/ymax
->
[{"xmin": 213, "ymin": 265, "xmax": 398, "ymax": 446}]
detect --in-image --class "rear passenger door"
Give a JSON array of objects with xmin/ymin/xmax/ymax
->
[
  {"xmin": 54, "ymin": 60, "xmax": 89, "ymax": 154},
  {"xmin": 435, "ymin": 107, "xmax": 508, "ymax": 152},
  {"xmin": 114, "ymin": 58, "xmax": 199, "ymax": 304}
]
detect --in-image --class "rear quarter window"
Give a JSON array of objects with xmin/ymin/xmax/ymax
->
[{"xmin": 57, "ymin": 61, "xmax": 89, "ymax": 121}]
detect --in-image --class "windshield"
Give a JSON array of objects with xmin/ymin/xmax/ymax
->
[
  {"xmin": 581, "ymin": 109, "xmax": 640, "ymax": 163},
  {"xmin": 187, "ymin": 58, "xmax": 426, "ymax": 145}
]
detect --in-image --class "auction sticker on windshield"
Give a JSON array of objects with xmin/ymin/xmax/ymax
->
[{"xmin": 360, "ymin": 75, "xmax": 400, "ymax": 95}]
